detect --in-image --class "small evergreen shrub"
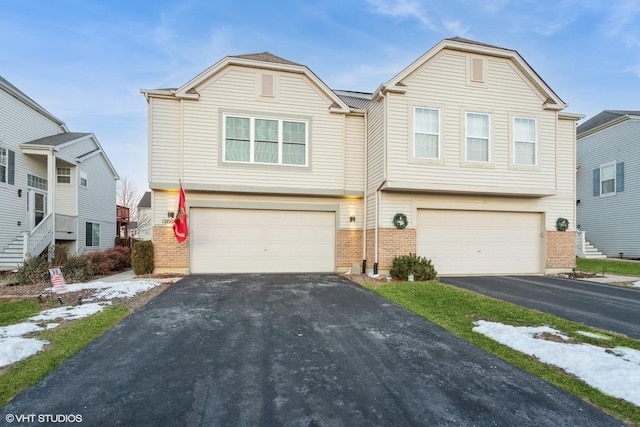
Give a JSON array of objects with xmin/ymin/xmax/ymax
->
[
  {"xmin": 14, "ymin": 254, "xmax": 49, "ymax": 286},
  {"xmin": 131, "ymin": 241, "xmax": 154, "ymax": 275},
  {"xmin": 389, "ymin": 253, "xmax": 437, "ymax": 281}
]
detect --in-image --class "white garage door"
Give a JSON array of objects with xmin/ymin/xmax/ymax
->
[
  {"xmin": 416, "ymin": 209, "xmax": 541, "ymax": 275},
  {"xmin": 190, "ymin": 208, "xmax": 336, "ymax": 274}
]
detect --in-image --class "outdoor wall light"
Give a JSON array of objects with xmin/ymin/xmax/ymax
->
[
  {"xmin": 17, "ymin": 189, "xmax": 22, "ymax": 197},
  {"xmin": 349, "ymin": 216, "xmax": 356, "ymax": 223},
  {"xmin": 167, "ymin": 211, "xmax": 175, "ymax": 218}
]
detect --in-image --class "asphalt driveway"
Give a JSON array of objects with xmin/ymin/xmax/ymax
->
[
  {"xmin": 1, "ymin": 274, "xmax": 621, "ymax": 426},
  {"xmin": 440, "ymin": 275, "xmax": 640, "ymax": 339}
]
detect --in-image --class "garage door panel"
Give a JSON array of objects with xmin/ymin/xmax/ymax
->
[
  {"xmin": 190, "ymin": 208, "xmax": 335, "ymax": 273},
  {"xmin": 417, "ymin": 210, "xmax": 541, "ymax": 275}
]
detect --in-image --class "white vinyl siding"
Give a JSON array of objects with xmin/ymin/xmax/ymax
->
[
  {"xmin": 152, "ymin": 68, "xmax": 348, "ymax": 193},
  {"xmin": 466, "ymin": 112, "xmax": 490, "ymax": 162},
  {"xmin": 77, "ymin": 154, "xmax": 116, "ymax": 253},
  {"xmin": 384, "ymin": 52, "xmax": 560, "ymax": 194},
  {"xmin": 223, "ymin": 114, "xmax": 307, "ymax": 166},
  {"xmin": 344, "ymin": 115, "xmax": 365, "ymax": 193},
  {"xmin": 414, "ymin": 107, "xmax": 439, "ymax": 159},
  {"xmin": 514, "ymin": 117, "xmax": 537, "ymax": 165},
  {"xmin": 577, "ymin": 118, "xmax": 640, "ymax": 257}
]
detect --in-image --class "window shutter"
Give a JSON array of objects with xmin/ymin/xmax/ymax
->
[
  {"xmin": 8, "ymin": 149, "xmax": 15, "ymax": 185},
  {"xmin": 616, "ymin": 161, "xmax": 624, "ymax": 192},
  {"xmin": 593, "ymin": 168, "xmax": 600, "ymax": 196}
]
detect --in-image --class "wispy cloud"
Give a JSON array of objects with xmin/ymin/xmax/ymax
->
[
  {"xmin": 366, "ymin": 0, "xmax": 438, "ymax": 31},
  {"xmin": 603, "ymin": 0, "xmax": 640, "ymax": 47},
  {"xmin": 444, "ymin": 20, "xmax": 471, "ymax": 37}
]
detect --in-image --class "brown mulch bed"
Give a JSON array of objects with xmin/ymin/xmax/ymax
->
[{"xmin": 0, "ymin": 272, "xmax": 180, "ymax": 312}]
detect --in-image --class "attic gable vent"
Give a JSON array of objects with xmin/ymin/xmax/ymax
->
[
  {"xmin": 471, "ymin": 58, "xmax": 484, "ymax": 83},
  {"xmin": 261, "ymin": 74, "xmax": 275, "ymax": 97}
]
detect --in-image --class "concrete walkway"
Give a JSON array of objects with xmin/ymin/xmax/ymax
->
[{"xmin": 90, "ymin": 270, "xmax": 184, "ymax": 283}]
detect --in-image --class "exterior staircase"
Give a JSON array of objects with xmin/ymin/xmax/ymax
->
[
  {"xmin": 576, "ymin": 231, "xmax": 606, "ymax": 259},
  {"xmin": 0, "ymin": 236, "xmax": 26, "ymax": 271}
]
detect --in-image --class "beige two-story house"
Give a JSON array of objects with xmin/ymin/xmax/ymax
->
[{"xmin": 141, "ymin": 38, "xmax": 581, "ymax": 276}]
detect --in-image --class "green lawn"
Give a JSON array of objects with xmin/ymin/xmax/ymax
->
[
  {"xmin": 0, "ymin": 305, "xmax": 130, "ymax": 407},
  {"xmin": 365, "ymin": 280, "xmax": 640, "ymax": 426},
  {"xmin": 577, "ymin": 258, "xmax": 640, "ymax": 277},
  {"xmin": 0, "ymin": 300, "xmax": 40, "ymax": 327}
]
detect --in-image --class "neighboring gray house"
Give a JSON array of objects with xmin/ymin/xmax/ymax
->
[
  {"xmin": 0, "ymin": 76, "xmax": 119, "ymax": 270},
  {"xmin": 136, "ymin": 191, "xmax": 152, "ymax": 241},
  {"xmin": 576, "ymin": 110, "xmax": 640, "ymax": 259}
]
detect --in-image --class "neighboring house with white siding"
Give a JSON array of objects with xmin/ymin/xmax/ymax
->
[
  {"xmin": 0, "ymin": 76, "xmax": 119, "ymax": 270},
  {"xmin": 141, "ymin": 37, "xmax": 581, "ymax": 276},
  {"xmin": 576, "ymin": 110, "xmax": 640, "ymax": 259}
]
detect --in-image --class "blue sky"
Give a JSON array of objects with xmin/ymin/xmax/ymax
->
[{"xmin": 1, "ymin": 0, "xmax": 639, "ymax": 195}]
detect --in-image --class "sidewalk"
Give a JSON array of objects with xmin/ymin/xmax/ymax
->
[{"xmin": 579, "ymin": 274, "xmax": 640, "ymax": 286}]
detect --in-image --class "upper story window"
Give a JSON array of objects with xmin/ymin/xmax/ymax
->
[
  {"xmin": 465, "ymin": 112, "xmax": 490, "ymax": 162},
  {"xmin": 414, "ymin": 107, "xmax": 440, "ymax": 159},
  {"xmin": 0, "ymin": 148, "xmax": 6, "ymax": 183},
  {"xmin": 513, "ymin": 117, "xmax": 537, "ymax": 165},
  {"xmin": 57, "ymin": 167, "xmax": 71, "ymax": 184},
  {"xmin": 224, "ymin": 114, "xmax": 307, "ymax": 166},
  {"xmin": 594, "ymin": 161, "xmax": 624, "ymax": 197}
]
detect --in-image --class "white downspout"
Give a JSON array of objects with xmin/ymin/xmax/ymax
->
[
  {"xmin": 362, "ymin": 111, "xmax": 368, "ymax": 273},
  {"xmin": 374, "ymin": 90, "xmax": 387, "ymax": 275}
]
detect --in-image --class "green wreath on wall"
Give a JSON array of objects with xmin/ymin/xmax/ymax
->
[
  {"xmin": 393, "ymin": 213, "xmax": 408, "ymax": 229},
  {"xmin": 556, "ymin": 217, "xmax": 569, "ymax": 232}
]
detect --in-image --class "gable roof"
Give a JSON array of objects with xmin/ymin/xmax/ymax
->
[
  {"xmin": 141, "ymin": 52, "xmax": 351, "ymax": 114},
  {"xmin": 376, "ymin": 37, "xmax": 566, "ymax": 111},
  {"xmin": 137, "ymin": 191, "xmax": 151, "ymax": 209},
  {"xmin": 23, "ymin": 132, "xmax": 91, "ymax": 147},
  {"xmin": 230, "ymin": 52, "xmax": 302, "ymax": 66},
  {"xmin": 22, "ymin": 132, "xmax": 119, "ymax": 179},
  {"xmin": 0, "ymin": 75, "xmax": 67, "ymax": 129},
  {"xmin": 577, "ymin": 110, "xmax": 640, "ymax": 136}
]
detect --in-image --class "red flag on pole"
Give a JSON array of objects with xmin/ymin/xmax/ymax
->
[{"xmin": 173, "ymin": 184, "xmax": 188, "ymax": 243}]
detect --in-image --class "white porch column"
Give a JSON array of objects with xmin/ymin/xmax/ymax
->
[{"xmin": 47, "ymin": 150, "xmax": 56, "ymax": 260}]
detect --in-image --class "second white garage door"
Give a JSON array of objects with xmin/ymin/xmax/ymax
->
[
  {"xmin": 416, "ymin": 209, "xmax": 542, "ymax": 275},
  {"xmin": 190, "ymin": 208, "xmax": 336, "ymax": 274}
]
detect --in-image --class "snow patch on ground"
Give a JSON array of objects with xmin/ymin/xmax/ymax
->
[
  {"xmin": 0, "ymin": 280, "xmax": 161, "ymax": 368},
  {"xmin": 473, "ymin": 320, "xmax": 640, "ymax": 407}
]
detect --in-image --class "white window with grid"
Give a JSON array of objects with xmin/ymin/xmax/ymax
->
[
  {"xmin": 57, "ymin": 167, "xmax": 71, "ymax": 183},
  {"xmin": 466, "ymin": 112, "xmax": 490, "ymax": 162},
  {"xmin": 514, "ymin": 117, "xmax": 537, "ymax": 165},
  {"xmin": 414, "ymin": 107, "xmax": 440, "ymax": 159},
  {"xmin": 223, "ymin": 114, "xmax": 307, "ymax": 166}
]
